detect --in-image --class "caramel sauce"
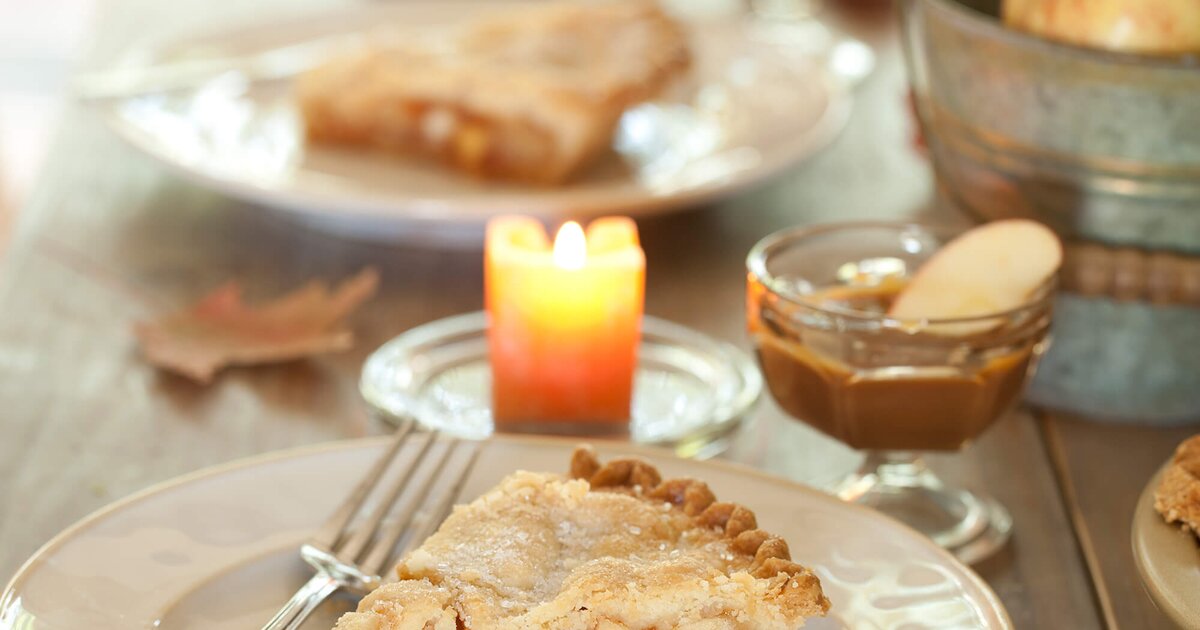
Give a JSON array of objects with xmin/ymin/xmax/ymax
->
[{"xmin": 751, "ymin": 281, "xmax": 1039, "ymax": 452}]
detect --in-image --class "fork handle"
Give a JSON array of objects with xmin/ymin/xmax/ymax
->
[{"xmin": 261, "ymin": 572, "xmax": 342, "ymax": 630}]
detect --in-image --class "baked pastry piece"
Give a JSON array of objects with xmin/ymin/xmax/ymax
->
[
  {"xmin": 333, "ymin": 446, "xmax": 830, "ymax": 629},
  {"xmin": 1003, "ymin": 0, "xmax": 1200, "ymax": 55},
  {"xmin": 297, "ymin": 0, "xmax": 690, "ymax": 184},
  {"xmin": 1155, "ymin": 434, "xmax": 1200, "ymax": 537}
]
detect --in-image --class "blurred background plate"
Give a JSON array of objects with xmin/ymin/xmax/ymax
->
[{"xmin": 87, "ymin": 1, "xmax": 852, "ymax": 243}]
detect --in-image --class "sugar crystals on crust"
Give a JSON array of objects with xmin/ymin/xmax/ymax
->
[{"xmin": 334, "ymin": 445, "xmax": 829, "ymax": 629}]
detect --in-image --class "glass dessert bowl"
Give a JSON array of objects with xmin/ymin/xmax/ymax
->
[{"xmin": 747, "ymin": 222, "xmax": 1056, "ymax": 563}]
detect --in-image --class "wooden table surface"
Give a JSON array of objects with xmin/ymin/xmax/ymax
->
[{"xmin": 0, "ymin": 1, "xmax": 1195, "ymax": 628}]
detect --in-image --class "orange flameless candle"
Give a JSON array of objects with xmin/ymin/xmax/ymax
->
[{"xmin": 486, "ymin": 215, "xmax": 645, "ymax": 431}]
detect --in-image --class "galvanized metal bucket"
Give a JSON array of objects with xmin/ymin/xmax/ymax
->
[{"xmin": 901, "ymin": 0, "xmax": 1200, "ymax": 424}]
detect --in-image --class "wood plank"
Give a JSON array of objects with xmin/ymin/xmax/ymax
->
[{"xmin": 1042, "ymin": 412, "xmax": 1197, "ymax": 629}]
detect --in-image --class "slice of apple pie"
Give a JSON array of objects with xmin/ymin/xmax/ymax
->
[
  {"xmin": 1155, "ymin": 434, "xmax": 1200, "ymax": 537},
  {"xmin": 297, "ymin": 0, "xmax": 690, "ymax": 184},
  {"xmin": 333, "ymin": 446, "xmax": 829, "ymax": 630}
]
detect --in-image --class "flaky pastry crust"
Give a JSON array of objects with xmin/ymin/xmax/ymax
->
[
  {"xmin": 333, "ymin": 445, "xmax": 829, "ymax": 629},
  {"xmin": 1155, "ymin": 434, "xmax": 1200, "ymax": 537}
]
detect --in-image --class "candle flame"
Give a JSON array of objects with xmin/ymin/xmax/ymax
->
[{"xmin": 553, "ymin": 221, "xmax": 587, "ymax": 270}]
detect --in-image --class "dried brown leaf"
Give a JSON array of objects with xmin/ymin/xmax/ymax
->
[{"xmin": 134, "ymin": 268, "xmax": 379, "ymax": 383}]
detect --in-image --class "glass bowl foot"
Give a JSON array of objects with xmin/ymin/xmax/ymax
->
[{"xmin": 833, "ymin": 451, "xmax": 1012, "ymax": 565}]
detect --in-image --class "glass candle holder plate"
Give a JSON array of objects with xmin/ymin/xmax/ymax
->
[{"xmin": 360, "ymin": 312, "xmax": 761, "ymax": 459}]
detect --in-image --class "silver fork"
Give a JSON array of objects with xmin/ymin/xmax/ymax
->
[{"xmin": 262, "ymin": 421, "xmax": 482, "ymax": 630}]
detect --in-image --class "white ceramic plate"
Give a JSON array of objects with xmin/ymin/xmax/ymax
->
[
  {"xmin": 1131, "ymin": 464, "xmax": 1200, "ymax": 629},
  {"xmin": 89, "ymin": 2, "xmax": 850, "ymax": 242},
  {"xmin": 0, "ymin": 436, "xmax": 1010, "ymax": 629}
]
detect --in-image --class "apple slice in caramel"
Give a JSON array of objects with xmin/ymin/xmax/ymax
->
[{"xmin": 888, "ymin": 220, "xmax": 1062, "ymax": 331}]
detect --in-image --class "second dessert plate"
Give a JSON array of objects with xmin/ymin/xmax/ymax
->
[
  {"xmin": 85, "ymin": 1, "xmax": 850, "ymax": 243},
  {"xmin": 1132, "ymin": 463, "xmax": 1200, "ymax": 629},
  {"xmin": 0, "ymin": 436, "xmax": 1010, "ymax": 629}
]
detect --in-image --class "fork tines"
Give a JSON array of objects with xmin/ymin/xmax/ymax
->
[{"xmin": 312, "ymin": 420, "xmax": 482, "ymax": 582}]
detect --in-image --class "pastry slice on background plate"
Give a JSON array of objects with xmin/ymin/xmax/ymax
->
[{"xmin": 297, "ymin": 0, "xmax": 691, "ymax": 184}]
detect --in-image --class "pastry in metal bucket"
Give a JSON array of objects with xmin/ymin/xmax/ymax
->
[{"xmin": 903, "ymin": 0, "xmax": 1200, "ymax": 423}]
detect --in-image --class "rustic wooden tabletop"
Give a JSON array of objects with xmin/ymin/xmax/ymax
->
[{"xmin": 0, "ymin": 1, "xmax": 1193, "ymax": 628}]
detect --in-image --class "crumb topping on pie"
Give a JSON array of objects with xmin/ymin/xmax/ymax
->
[
  {"xmin": 333, "ymin": 446, "xmax": 829, "ymax": 629},
  {"xmin": 297, "ymin": 0, "xmax": 690, "ymax": 183},
  {"xmin": 1155, "ymin": 434, "xmax": 1200, "ymax": 537}
]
